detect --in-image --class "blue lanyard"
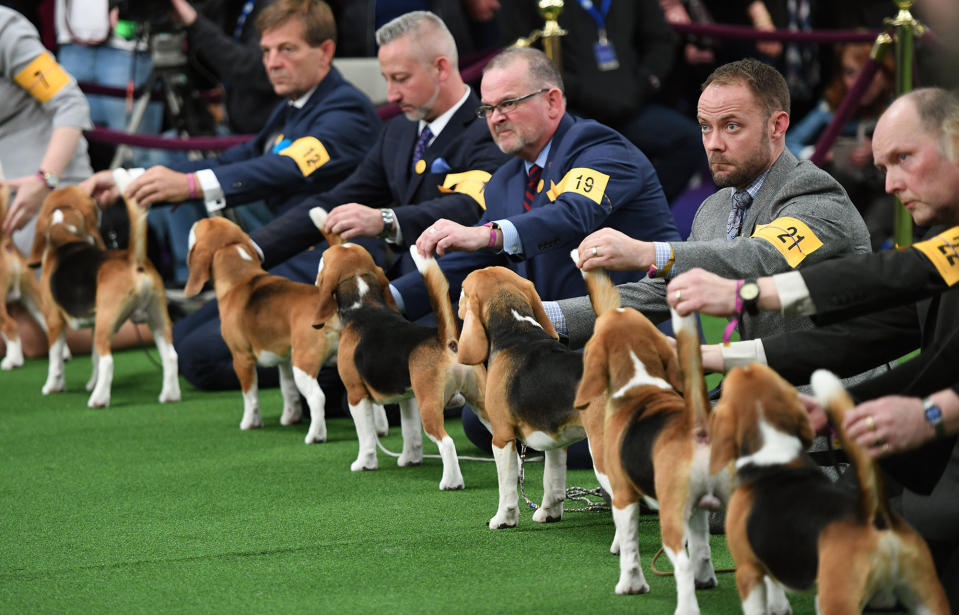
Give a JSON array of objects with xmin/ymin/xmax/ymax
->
[
  {"xmin": 577, "ymin": 0, "xmax": 612, "ymax": 31},
  {"xmin": 233, "ymin": 0, "xmax": 256, "ymax": 40}
]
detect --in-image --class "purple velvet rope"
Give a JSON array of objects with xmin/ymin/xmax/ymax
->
[
  {"xmin": 809, "ymin": 58, "xmax": 881, "ymax": 167},
  {"xmin": 672, "ymin": 22, "xmax": 880, "ymax": 43},
  {"xmin": 84, "ymin": 126, "xmax": 253, "ymax": 151}
]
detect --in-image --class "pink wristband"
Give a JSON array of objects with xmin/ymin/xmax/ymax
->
[
  {"xmin": 186, "ymin": 173, "xmax": 198, "ymax": 200},
  {"xmin": 484, "ymin": 222, "xmax": 498, "ymax": 249}
]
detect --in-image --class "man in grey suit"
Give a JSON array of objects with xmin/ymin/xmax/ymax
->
[{"xmin": 547, "ymin": 58, "xmax": 873, "ymax": 349}]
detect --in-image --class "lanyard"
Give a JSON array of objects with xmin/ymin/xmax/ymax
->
[
  {"xmin": 233, "ymin": 0, "xmax": 256, "ymax": 40},
  {"xmin": 577, "ymin": 0, "xmax": 612, "ymax": 33}
]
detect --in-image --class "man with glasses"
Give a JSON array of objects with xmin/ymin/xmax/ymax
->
[{"xmin": 390, "ymin": 46, "xmax": 680, "ymax": 321}]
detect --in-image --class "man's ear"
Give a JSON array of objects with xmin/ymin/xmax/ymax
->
[{"xmin": 770, "ymin": 110, "xmax": 789, "ymax": 140}]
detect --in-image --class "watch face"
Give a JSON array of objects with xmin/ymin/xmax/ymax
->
[{"xmin": 739, "ymin": 281, "xmax": 760, "ymax": 301}]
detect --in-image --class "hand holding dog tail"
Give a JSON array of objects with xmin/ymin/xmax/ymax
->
[
  {"xmin": 111, "ymin": 168, "xmax": 148, "ymax": 267},
  {"xmin": 812, "ymin": 369, "xmax": 892, "ymax": 528},
  {"xmin": 409, "ymin": 246, "xmax": 460, "ymax": 347},
  {"xmin": 571, "ymin": 249, "xmax": 620, "ymax": 316},
  {"xmin": 671, "ymin": 307, "xmax": 711, "ymax": 439},
  {"xmin": 308, "ymin": 207, "xmax": 343, "ymax": 247}
]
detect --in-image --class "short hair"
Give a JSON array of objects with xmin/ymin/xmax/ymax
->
[
  {"xmin": 702, "ymin": 58, "xmax": 790, "ymax": 118},
  {"xmin": 255, "ymin": 0, "xmax": 336, "ymax": 47},
  {"xmin": 375, "ymin": 11, "xmax": 458, "ymax": 66},
  {"xmin": 901, "ymin": 87, "xmax": 959, "ymax": 162},
  {"xmin": 483, "ymin": 47, "xmax": 564, "ymax": 95}
]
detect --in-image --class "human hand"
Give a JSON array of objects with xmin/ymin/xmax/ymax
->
[
  {"xmin": 844, "ymin": 396, "xmax": 931, "ymax": 458},
  {"xmin": 125, "ymin": 166, "xmax": 190, "ymax": 207},
  {"xmin": 799, "ymin": 392, "xmax": 829, "ymax": 434},
  {"xmin": 756, "ymin": 38, "xmax": 783, "ymax": 58},
  {"xmin": 667, "ymin": 268, "xmax": 739, "ymax": 316},
  {"xmin": 461, "ymin": 0, "xmax": 500, "ymax": 21},
  {"xmin": 169, "ymin": 0, "xmax": 198, "ymax": 26},
  {"xmin": 684, "ymin": 44, "xmax": 715, "ymax": 65},
  {"xmin": 849, "ymin": 138, "xmax": 873, "ymax": 169},
  {"xmin": 415, "ymin": 219, "xmax": 487, "ymax": 257},
  {"xmin": 2, "ymin": 174, "xmax": 47, "ymax": 234},
  {"xmin": 576, "ymin": 228, "xmax": 653, "ymax": 272},
  {"xmin": 324, "ymin": 203, "xmax": 383, "ymax": 240},
  {"xmin": 701, "ymin": 344, "xmax": 724, "ymax": 373},
  {"xmin": 79, "ymin": 170, "xmax": 121, "ymax": 206}
]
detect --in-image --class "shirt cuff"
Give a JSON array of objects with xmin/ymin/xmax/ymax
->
[
  {"xmin": 389, "ymin": 209, "xmax": 403, "ymax": 244},
  {"xmin": 721, "ymin": 339, "xmax": 768, "ymax": 369},
  {"xmin": 196, "ymin": 169, "xmax": 226, "ymax": 213},
  {"xmin": 542, "ymin": 300, "xmax": 568, "ymax": 337},
  {"xmin": 773, "ymin": 270, "xmax": 816, "ymax": 317},
  {"xmin": 390, "ymin": 283, "xmax": 406, "ymax": 314},
  {"xmin": 653, "ymin": 241, "xmax": 677, "ymax": 278},
  {"xmin": 498, "ymin": 219, "xmax": 523, "ymax": 255}
]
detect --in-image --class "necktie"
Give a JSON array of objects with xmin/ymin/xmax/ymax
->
[
  {"xmin": 523, "ymin": 164, "xmax": 542, "ymax": 211},
  {"xmin": 726, "ymin": 190, "xmax": 753, "ymax": 239},
  {"xmin": 411, "ymin": 126, "xmax": 434, "ymax": 173}
]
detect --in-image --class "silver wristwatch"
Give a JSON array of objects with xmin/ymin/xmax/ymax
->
[{"xmin": 378, "ymin": 208, "xmax": 396, "ymax": 239}]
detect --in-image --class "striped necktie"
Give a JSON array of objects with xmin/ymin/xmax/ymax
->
[
  {"xmin": 523, "ymin": 164, "xmax": 542, "ymax": 211},
  {"xmin": 726, "ymin": 190, "xmax": 753, "ymax": 239},
  {"xmin": 411, "ymin": 126, "xmax": 433, "ymax": 173}
]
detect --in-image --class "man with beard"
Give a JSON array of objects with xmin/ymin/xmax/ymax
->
[
  {"xmin": 174, "ymin": 10, "xmax": 508, "ymax": 391},
  {"xmin": 390, "ymin": 46, "xmax": 680, "ymax": 320},
  {"xmin": 549, "ymin": 58, "xmax": 873, "ymax": 350}
]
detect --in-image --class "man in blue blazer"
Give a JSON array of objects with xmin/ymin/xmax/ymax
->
[
  {"xmin": 392, "ymin": 46, "xmax": 680, "ymax": 320},
  {"xmin": 253, "ymin": 10, "xmax": 509, "ymax": 279}
]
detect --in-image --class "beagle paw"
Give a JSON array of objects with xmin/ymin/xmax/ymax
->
[
  {"xmin": 488, "ymin": 509, "xmax": 518, "ymax": 529},
  {"xmin": 1, "ymin": 354, "xmax": 23, "ymax": 370},
  {"xmin": 280, "ymin": 404, "xmax": 303, "ymax": 426},
  {"xmin": 397, "ymin": 447, "xmax": 422, "ymax": 467},
  {"xmin": 240, "ymin": 413, "xmax": 263, "ymax": 430},
  {"xmin": 87, "ymin": 391, "xmax": 110, "ymax": 408},
  {"xmin": 615, "ymin": 575, "xmax": 650, "ymax": 595},
  {"xmin": 42, "ymin": 377, "xmax": 66, "ymax": 395},
  {"xmin": 532, "ymin": 506, "xmax": 563, "ymax": 524},
  {"xmin": 694, "ymin": 575, "xmax": 717, "ymax": 590},
  {"xmin": 158, "ymin": 385, "xmax": 181, "ymax": 404},
  {"xmin": 304, "ymin": 422, "xmax": 327, "ymax": 444},
  {"xmin": 351, "ymin": 453, "xmax": 378, "ymax": 471}
]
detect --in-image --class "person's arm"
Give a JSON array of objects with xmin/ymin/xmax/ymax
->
[
  {"xmin": 4, "ymin": 126, "xmax": 83, "ymax": 233},
  {"xmin": 844, "ymin": 388, "xmax": 959, "ymax": 458}
]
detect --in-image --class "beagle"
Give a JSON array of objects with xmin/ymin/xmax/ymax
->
[
  {"xmin": 311, "ymin": 208, "xmax": 485, "ymax": 489},
  {"xmin": 571, "ymin": 258, "xmax": 729, "ymax": 611},
  {"xmin": 1, "ymin": 179, "xmax": 48, "ymax": 369},
  {"xmin": 710, "ymin": 366, "xmax": 949, "ymax": 614},
  {"xmin": 456, "ymin": 265, "xmax": 587, "ymax": 528},
  {"xmin": 27, "ymin": 170, "xmax": 180, "ymax": 407},
  {"xmin": 184, "ymin": 215, "xmax": 341, "ymax": 443}
]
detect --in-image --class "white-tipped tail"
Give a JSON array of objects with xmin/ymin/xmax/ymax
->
[
  {"xmin": 811, "ymin": 369, "xmax": 844, "ymax": 409},
  {"xmin": 569, "ymin": 248, "xmax": 582, "ymax": 272},
  {"xmin": 670, "ymin": 306, "xmax": 697, "ymax": 340},
  {"xmin": 408, "ymin": 244, "xmax": 433, "ymax": 274},
  {"xmin": 112, "ymin": 168, "xmax": 132, "ymax": 195},
  {"xmin": 309, "ymin": 207, "xmax": 328, "ymax": 231}
]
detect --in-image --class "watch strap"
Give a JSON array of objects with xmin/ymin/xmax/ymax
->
[{"xmin": 923, "ymin": 397, "xmax": 946, "ymax": 439}]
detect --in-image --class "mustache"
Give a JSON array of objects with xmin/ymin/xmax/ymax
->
[{"xmin": 708, "ymin": 155, "xmax": 731, "ymax": 165}]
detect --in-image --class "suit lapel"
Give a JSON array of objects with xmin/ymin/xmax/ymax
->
[{"xmin": 742, "ymin": 149, "xmax": 797, "ymax": 234}]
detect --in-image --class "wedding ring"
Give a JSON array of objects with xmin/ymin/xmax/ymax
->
[
  {"xmin": 866, "ymin": 415, "xmax": 876, "ymax": 432},
  {"xmin": 591, "ymin": 246, "xmax": 598, "ymax": 257},
  {"xmin": 429, "ymin": 226, "xmax": 437, "ymax": 234},
  {"xmin": 675, "ymin": 290, "xmax": 682, "ymax": 301}
]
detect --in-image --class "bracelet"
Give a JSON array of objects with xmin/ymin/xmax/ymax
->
[
  {"xmin": 186, "ymin": 172, "xmax": 198, "ymax": 200},
  {"xmin": 722, "ymin": 279, "xmax": 745, "ymax": 345},
  {"xmin": 484, "ymin": 222, "xmax": 499, "ymax": 249}
]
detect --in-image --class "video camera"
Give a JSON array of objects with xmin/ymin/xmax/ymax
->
[{"xmin": 110, "ymin": 0, "xmax": 176, "ymax": 32}]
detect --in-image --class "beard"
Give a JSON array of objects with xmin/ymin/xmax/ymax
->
[
  {"xmin": 709, "ymin": 127, "xmax": 773, "ymax": 189},
  {"xmin": 401, "ymin": 83, "xmax": 441, "ymax": 122},
  {"xmin": 491, "ymin": 121, "xmax": 533, "ymax": 156}
]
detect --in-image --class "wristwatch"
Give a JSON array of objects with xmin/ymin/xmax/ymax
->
[
  {"xmin": 738, "ymin": 278, "xmax": 760, "ymax": 315},
  {"xmin": 923, "ymin": 397, "xmax": 946, "ymax": 439},
  {"xmin": 378, "ymin": 208, "xmax": 396, "ymax": 240},
  {"xmin": 36, "ymin": 170, "xmax": 59, "ymax": 190}
]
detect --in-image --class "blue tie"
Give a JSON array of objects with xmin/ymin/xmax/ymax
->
[
  {"xmin": 726, "ymin": 190, "xmax": 753, "ymax": 239},
  {"xmin": 411, "ymin": 126, "xmax": 433, "ymax": 172}
]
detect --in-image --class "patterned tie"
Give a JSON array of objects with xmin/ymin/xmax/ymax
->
[
  {"xmin": 523, "ymin": 164, "xmax": 542, "ymax": 211},
  {"xmin": 726, "ymin": 190, "xmax": 753, "ymax": 239},
  {"xmin": 411, "ymin": 126, "xmax": 434, "ymax": 173}
]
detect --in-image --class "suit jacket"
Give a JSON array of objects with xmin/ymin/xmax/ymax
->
[
  {"xmin": 394, "ymin": 113, "xmax": 681, "ymax": 320},
  {"xmin": 762, "ymin": 226, "xmax": 959, "ymax": 504},
  {"xmin": 172, "ymin": 67, "xmax": 381, "ymax": 217},
  {"xmin": 559, "ymin": 148, "xmax": 873, "ymax": 348},
  {"xmin": 253, "ymin": 89, "xmax": 508, "ymax": 271}
]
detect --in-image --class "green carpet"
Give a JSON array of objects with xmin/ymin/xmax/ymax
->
[{"xmin": 1, "ymin": 342, "xmax": 821, "ymax": 614}]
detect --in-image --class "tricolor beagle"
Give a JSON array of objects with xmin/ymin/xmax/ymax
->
[
  {"xmin": 0, "ymin": 178, "xmax": 48, "ymax": 369},
  {"xmin": 27, "ymin": 171, "xmax": 180, "ymax": 407},
  {"xmin": 572, "ymin": 259, "xmax": 729, "ymax": 612},
  {"xmin": 456, "ymin": 266, "xmax": 586, "ymax": 528},
  {"xmin": 184, "ymin": 215, "xmax": 339, "ymax": 443},
  {"xmin": 312, "ymin": 208, "xmax": 485, "ymax": 490},
  {"xmin": 710, "ymin": 366, "xmax": 949, "ymax": 614}
]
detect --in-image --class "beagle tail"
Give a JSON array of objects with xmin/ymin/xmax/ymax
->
[
  {"xmin": 811, "ymin": 369, "xmax": 892, "ymax": 528},
  {"xmin": 111, "ymin": 168, "xmax": 148, "ymax": 267},
  {"xmin": 671, "ymin": 306, "xmax": 711, "ymax": 438},
  {"xmin": 571, "ymin": 249, "xmax": 620, "ymax": 316},
  {"xmin": 308, "ymin": 207, "xmax": 344, "ymax": 247},
  {"xmin": 409, "ymin": 245, "xmax": 459, "ymax": 347}
]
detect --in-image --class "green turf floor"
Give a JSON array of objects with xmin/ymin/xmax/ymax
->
[{"xmin": 0, "ymin": 346, "xmax": 821, "ymax": 614}]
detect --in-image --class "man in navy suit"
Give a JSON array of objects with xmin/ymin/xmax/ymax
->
[
  {"xmin": 392, "ymin": 46, "xmax": 680, "ymax": 320},
  {"xmin": 252, "ymin": 9, "xmax": 509, "ymax": 279},
  {"xmin": 173, "ymin": 10, "xmax": 508, "ymax": 391}
]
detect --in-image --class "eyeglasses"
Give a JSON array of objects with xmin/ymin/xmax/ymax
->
[{"xmin": 475, "ymin": 88, "xmax": 550, "ymax": 118}]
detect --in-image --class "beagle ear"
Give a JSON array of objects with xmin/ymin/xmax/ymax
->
[
  {"xmin": 312, "ymin": 256, "xmax": 340, "ymax": 325},
  {"xmin": 457, "ymin": 295, "xmax": 489, "ymax": 365},
  {"xmin": 183, "ymin": 240, "xmax": 213, "ymax": 297},
  {"xmin": 573, "ymin": 337, "xmax": 608, "ymax": 409},
  {"xmin": 375, "ymin": 265, "xmax": 398, "ymax": 311},
  {"xmin": 521, "ymin": 278, "xmax": 559, "ymax": 340},
  {"xmin": 708, "ymin": 403, "xmax": 739, "ymax": 476},
  {"xmin": 83, "ymin": 196, "xmax": 106, "ymax": 250}
]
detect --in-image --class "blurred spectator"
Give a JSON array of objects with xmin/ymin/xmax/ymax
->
[
  {"xmin": 498, "ymin": 0, "xmax": 705, "ymax": 204},
  {"xmin": 169, "ymin": 0, "xmax": 282, "ymax": 135},
  {"xmin": 786, "ymin": 40, "xmax": 897, "ymax": 249}
]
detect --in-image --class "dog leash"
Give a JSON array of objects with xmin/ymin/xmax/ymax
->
[{"xmin": 518, "ymin": 444, "xmax": 610, "ymax": 513}]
